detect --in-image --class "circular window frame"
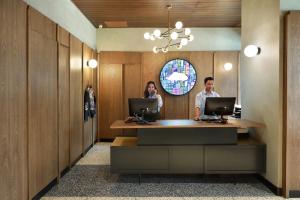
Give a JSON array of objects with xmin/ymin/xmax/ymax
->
[{"xmin": 159, "ymin": 58, "xmax": 197, "ymax": 96}]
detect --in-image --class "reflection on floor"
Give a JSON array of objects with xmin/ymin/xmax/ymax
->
[{"xmin": 42, "ymin": 143, "xmax": 287, "ymax": 200}]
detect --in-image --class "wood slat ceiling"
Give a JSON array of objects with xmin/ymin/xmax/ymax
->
[{"xmin": 72, "ymin": 0, "xmax": 241, "ymax": 28}]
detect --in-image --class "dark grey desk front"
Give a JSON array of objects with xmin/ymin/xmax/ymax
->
[{"xmin": 110, "ymin": 119, "xmax": 266, "ymax": 174}]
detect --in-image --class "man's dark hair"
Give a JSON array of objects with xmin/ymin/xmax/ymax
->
[{"xmin": 204, "ymin": 77, "xmax": 214, "ymax": 84}]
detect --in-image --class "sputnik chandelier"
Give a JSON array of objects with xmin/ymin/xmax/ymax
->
[{"xmin": 144, "ymin": 5, "xmax": 194, "ymax": 53}]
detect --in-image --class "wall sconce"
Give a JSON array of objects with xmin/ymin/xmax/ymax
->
[
  {"xmin": 244, "ymin": 45, "xmax": 261, "ymax": 57},
  {"xmin": 87, "ymin": 59, "xmax": 98, "ymax": 68},
  {"xmin": 224, "ymin": 62, "xmax": 233, "ymax": 71}
]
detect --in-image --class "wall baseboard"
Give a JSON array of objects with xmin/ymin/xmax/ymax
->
[
  {"xmin": 289, "ymin": 190, "xmax": 300, "ymax": 198},
  {"xmin": 32, "ymin": 178, "xmax": 57, "ymax": 200},
  {"xmin": 97, "ymin": 138, "xmax": 114, "ymax": 143},
  {"xmin": 60, "ymin": 167, "xmax": 70, "ymax": 178},
  {"xmin": 256, "ymin": 174, "xmax": 282, "ymax": 196}
]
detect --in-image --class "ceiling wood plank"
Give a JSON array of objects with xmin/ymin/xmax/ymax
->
[{"xmin": 72, "ymin": 0, "xmax": 241, "ymax": 28}]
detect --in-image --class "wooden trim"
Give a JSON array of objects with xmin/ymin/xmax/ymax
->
[
  {"xmin": 282, "ymin": 11, "xmax": 289, "ymax": 198},
  {"xmin": 256, "ymin": 175, "xmax": 282, "ymax": 196},
  {"xmin": 31, "ymin": 178, "xmax": 58, "ymax": 200}
]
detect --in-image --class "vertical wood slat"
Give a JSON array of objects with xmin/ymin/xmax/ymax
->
[
  {"xmin": 0, "ymin": 0, "xmax": 28, "ymax": 199},
  {"xmin": 92, "ymin": 51, "xmax": 98, "ymax": 143},
  {"xmin": 70, "ymin": 35, "xmax": 83, "ymax": 164},
  {"xmin": 99, "ymin": 64, "xmax": 123, "ymax": 139},
  {"xmin": 284, "ymin": 11, "xmax": 300, "ymax": 197},
  {"xmin": 28, "ymin": 7, "xmax": 58, "ymax": 199},
  {"xmin": 57, "ymin": 26, "xmax": 70, "ymax": 173}
]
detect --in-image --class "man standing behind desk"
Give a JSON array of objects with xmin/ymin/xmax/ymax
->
[{"xmin": 194, "ymin": 77, "xmax": 220, "ymax": 120}]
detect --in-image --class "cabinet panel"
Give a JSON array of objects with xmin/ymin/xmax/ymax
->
[
  {"xmin": 169, "ymin": 146, "xmax": 204, "ymax": 173},
  {"xmin": 205, "ymin": 145, "xmax": 266, "ymax": 172},
  {"xmin": 58, "ymin": 44, "xmax": 70, "ymax": 172},
  {"xmin": 28, "ymin": 11, "xmax": 58, "ymax": 198},
  {"xmin": 70, "ymin": 35, "xmax": 83, "ymax": 163},
  {"xmin": 111, "ymin": 147, "xmax": 168, "ymax": 171},
  {"xmin": 0, "ymin": 1, "xmax": 28, "ymax": 199}
]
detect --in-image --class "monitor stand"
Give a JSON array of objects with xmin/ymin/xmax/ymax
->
[{"xmin": 220, "ymin": 115, "xmax": 228, "ymax": 124}]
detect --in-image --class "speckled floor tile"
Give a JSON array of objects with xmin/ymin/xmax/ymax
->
[
  {"xmin": 43, "ymin": 143, "xmax": 285, "ymax": 200},
  {"xmin": 77, "ymin": 142, "xmax": 111, "ymax": 165}
]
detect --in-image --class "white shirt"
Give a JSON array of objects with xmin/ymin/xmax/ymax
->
[
  {"xmin": 195, "ymin": 89, "xmax": 220, "ymax": 119},
  {"xmin": 148, "ymin": 94, "xmax": 163, "ymax": 111}
]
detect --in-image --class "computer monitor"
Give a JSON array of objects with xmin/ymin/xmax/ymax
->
[
  {"xmin": 204, "ymin": 97, "xmax": 236, "ymax": 123},
  {"xmin": 128, "ymin": 98, "xmax": 160, "ymax": 122}
]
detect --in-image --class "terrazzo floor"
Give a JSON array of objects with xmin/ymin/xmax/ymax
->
[{"xmin": 41, "ymin": 143, "xmax": 291, "ymax": 200}]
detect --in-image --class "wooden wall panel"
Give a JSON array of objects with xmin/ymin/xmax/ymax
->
[
  {"xmin": 28, "ymin": 7, "xmax": 58, "ymax": 199},
  {"xmin": 70, "ymin": 35, "xmax": 83, "ymax": 163},
  {"xmin": 57, "ymin": 26, "xmax": 70, "ymax": 47},
  {"xmin": 123, "ymin": 64, "xmax": 142, "ymax": 136},
  {"xmin": 58, "ymin": 27, "xmax": 70, "ymax": 173},
  {"xmin": 99, "ymin": 64, "xmax": 123, "ymax": 138},
  {"xmin": 123, "ymin": 64, "xmax": 143, "ymax": 118},
  {"xmin": 28, "ymin": 7, "xmax": 56, "ymax": 40},
  {"xmin": 92, "ymin": 51, "xmax": 98, "ymax": 143},
  {"xmin": 164, "ymin": 52, "xmax": 190, "ymax": 119},
  {"xmin": 284, "ymin": 11, "xmax": 300, "ymax": 196},
  {"xmin": 213, "ymin": 52, "xmax": 239, "ymax": 101},
  {"xmin": 189, "ymin": 52, "xmax": 214, "ymax": 119},
  {"xmin": 0, "ymin": 1, "xmax": 28, "ymax": 199},
  {"xmin": 100, "ymin": 52, "xmax": 141, "ymax": 64},
  {"xmin": 83, "ymin": 44, "xmax": 93, "ymax": 150},
  {"xmin": 141, "ymin": 52, "xmax": 166, "ymax": 118}
]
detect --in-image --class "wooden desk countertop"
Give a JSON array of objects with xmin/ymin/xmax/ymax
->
[{"xmin": 110, "ymin": 119, "xmax": 265, "ymax": 129}]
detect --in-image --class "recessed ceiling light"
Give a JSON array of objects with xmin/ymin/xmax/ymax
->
[{"xmin": 98, "ymin": 24, "xmax": 103, "ymax": 28}]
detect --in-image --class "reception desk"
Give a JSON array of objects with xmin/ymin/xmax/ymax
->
[{"xmin": 110, "ymin": 119, "xmax": 266, "ymax": 175}]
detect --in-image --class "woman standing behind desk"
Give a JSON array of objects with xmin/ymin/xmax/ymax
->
[{"xmin": 144, "ymin": 81, "xmax": 163, "ymax": 111}]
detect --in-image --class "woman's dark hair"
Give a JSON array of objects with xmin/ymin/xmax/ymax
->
[
  {"xmin": 144, "ymin": 81, "xmax": 157, "ymax": 98},
  {"xmin": 204, "ymin": 77, "xmax": 214, "ymax": 84}
]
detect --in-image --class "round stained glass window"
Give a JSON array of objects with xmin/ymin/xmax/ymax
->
[{"xmin": 160, "ymin": 59, "xmax": 197, "ymax": 96}]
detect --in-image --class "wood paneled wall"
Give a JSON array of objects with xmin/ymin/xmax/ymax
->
[
  {"xmin": 0, "ymin": 1, "xmax": 28, "ymax": 199},
  {"xmin": 28, "ymin": 7, "xmax": 58, "ymax": 199},
  {"xmin": 98, "ymin": 51, "xmax": 240, "ymax": 139},
  {"xmin": 57, "ymin": 26, "xmax": 70, "ymax": 173},
  {"xmin": 1, "ymin": 3, "xmax": 97, "ymax": 198},
  {"xmin": 70, "ymin": 35, "xmax": 83, "ymax": 164},
  {"xmin": 284, "ymin": 11, "xmax": 300, "ymax": 198}
]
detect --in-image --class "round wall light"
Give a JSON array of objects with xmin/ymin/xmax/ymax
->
[
  {"xmin": 244, "ymin": 45, "xmax": 261, "ymax": 57},
  {"xmin": 224, "ymin": 63, "xmax": 233, "ymax": 71},
  {"xmin": 87, "ymin": 59, "xmax": 98, "ymax": 68}
]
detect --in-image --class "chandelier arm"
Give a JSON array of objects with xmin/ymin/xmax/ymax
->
[
  {"xmin": 168, "ymin": 42, "xmax": 181, "ymax": 47},
  {"xmin": 161, "ymin": 28, "xmax": 175, "ymax": 36},
  {"xmin": 178, "ymin": 36, "xmax": 190, "ymax": 39}
]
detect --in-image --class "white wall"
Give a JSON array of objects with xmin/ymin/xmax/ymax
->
[
  {"xmin": 241, "ymin": 0, "xmax": 282, "ymax": 187},
  {"xmin": 281, "ymin": 0, "xmax": 300, "ymax": 10},
  {"xmin": 24, "ymin": 0, "xmax": 97, "ymax": 49},
  {"xmin": 97, "ymin": 28, "xmax": 241, "ymax": 52}
]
